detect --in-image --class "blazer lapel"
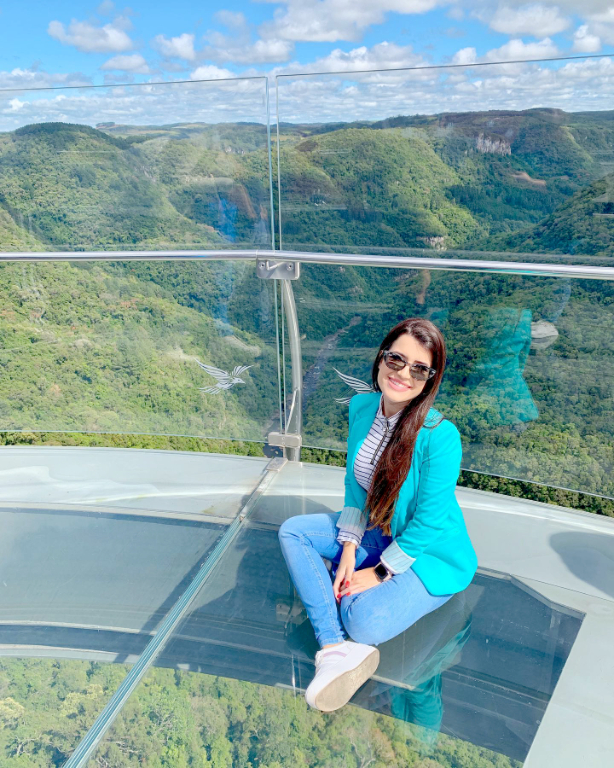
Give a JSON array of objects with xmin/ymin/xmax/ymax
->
[{"xmin": 347, "ymin": 393, "xmax": 380, "ymax": 504}]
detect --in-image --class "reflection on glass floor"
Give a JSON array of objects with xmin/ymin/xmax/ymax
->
[{"xmin": 0, "ymin": 449, "xmax": 612, "ymax": 767}]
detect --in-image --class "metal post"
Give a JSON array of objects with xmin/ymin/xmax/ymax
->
[{"xmin": 281, "ymin": 278, "xmax": 302, "ymax": 461}]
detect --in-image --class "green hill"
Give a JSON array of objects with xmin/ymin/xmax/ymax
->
[
  {"xmin": 483, "ymin": 174, "xmax": 614, "ymax": 257},
  {"xmin": 1, "ymin": 111, "xmax": 611, "ymax": 255},
  {"xmin": 279, "ymin": 127, "xmax": 484, "ymax": 249},
  {"xmin": 278, "ymin": 108, "xmax": 611, "ymax": 250},
  {"xmin": 0, "ymin": 122, "xmax": 271, "ymax": 251}
]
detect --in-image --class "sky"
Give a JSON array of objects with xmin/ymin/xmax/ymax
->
[{"xmin": 1, "ymin": 0, "xmax": 614, "ymax": 128}]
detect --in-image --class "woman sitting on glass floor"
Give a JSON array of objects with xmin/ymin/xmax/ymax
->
[{"xmin": 279, "ymin": 317, "xmax": 478, "ymax": 712}]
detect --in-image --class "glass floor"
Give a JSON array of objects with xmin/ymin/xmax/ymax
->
[{"xmin": 0, "ymin": 448, "xmax": 612, "ymax": 767}]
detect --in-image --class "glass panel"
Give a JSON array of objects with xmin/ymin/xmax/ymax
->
[
  {"xmin": 0, "ymin": 496, "xmax": 229, "ymax": 763},
  {"xmin": 285, "ymin": 263, "xmax": 614, "ymax": 499},
  {"xmin": 84, "ymin": 511, "xmax": 583, "ymax": 767},
  {"xmin": 0, "ymin": 79, "xmax": 273, "ymax": 251},
  {"xmin": 276, "ymin": 60, "xmax": 614, "ymax": 264},
  {"xmin": 0, "ymin": 77, "xmax": 281, "ymax": 762},
  {"xmin": 0, "ymin": 260, "xmax": 281, "ymax": 441},
  {"xmin": 0, "ymin": 77, "xmax": 281, "ymax": 444}
]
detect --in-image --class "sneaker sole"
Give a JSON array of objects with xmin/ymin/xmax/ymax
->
[{"xmin": 312, "ymin": 648, "xmax": 380, "ymax": 712}]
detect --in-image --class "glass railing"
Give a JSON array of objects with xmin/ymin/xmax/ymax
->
[
  {"xmin": 286, "ymin": 261, "xmax": 614, "ymax": 499},
  {"xmin": 0, "ymin": 78, "xmax": 281, "ymax": 764},
  {"xmin": 275, "ymin": 58, "xmax": 614, "ymax": 500},
  {"xmin": 0, "ymin": 77, "xmax": 282, "ymax": 444},
  {"xmin": 275, "ymin": 60, "xmax": 614, "ymax": 264},
  {"xmin": 0, "ymin": 78, "xmax": 273, "ymax": 252}
]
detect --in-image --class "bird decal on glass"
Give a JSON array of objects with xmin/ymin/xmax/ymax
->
[
  {"xmin": 195, "ymin": 361, "xmax": 253, "ymax": 394},
  {"xmin": 333, "ymin": 368, "xmax": 374, "ymax": 404}
]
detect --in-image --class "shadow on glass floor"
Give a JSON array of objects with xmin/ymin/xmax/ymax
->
[{"xmin": 153, "ymin": 520, "xmax": 583, "ymax": 764}]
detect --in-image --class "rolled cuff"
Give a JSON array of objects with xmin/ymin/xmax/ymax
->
[
  {"xmin": 336, "ymin": 505, "xmax": 368, "ymax": 543},
  {"xmin": 380, "ymin": 539, "xmax": 416, "ymax": 575},
  {"xmin": 337, "ymin": 531, "xmax": 361, "ymax": 547}
]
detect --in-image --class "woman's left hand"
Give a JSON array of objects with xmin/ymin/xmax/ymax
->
[{"xmin": 341, "ymin": 567, "xmax": 383, "ymax": 597}]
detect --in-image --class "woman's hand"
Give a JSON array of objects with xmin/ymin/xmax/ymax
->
[
  {"xmin": 333, "ymin": 542, "xmax": 356, "ymax": 601},
  {"xmin": 341, "ymin": 567, "xmax": 383, "ymax": 597}
]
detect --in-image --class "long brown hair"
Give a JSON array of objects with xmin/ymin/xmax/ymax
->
[{"xmin": 365, "ymin": 318, "xmax": 447, "ymax": 535}]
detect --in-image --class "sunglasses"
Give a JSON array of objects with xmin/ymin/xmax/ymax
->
[{"xmin": 381, "ymin": 350, "xmax": 436, "ymax": 381}]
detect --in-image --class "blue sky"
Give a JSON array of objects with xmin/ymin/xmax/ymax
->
[
  {"xmin": 1, "ymin": 1, "xmax": 611, "ymax": 81},
  {"xmin": 0, "ymin": 1, "xmax": 613, "ymax": 127}
]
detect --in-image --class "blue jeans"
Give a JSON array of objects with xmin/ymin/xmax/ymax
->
[{"xmin": 278, "ymin": 512, "xmax": 453, "ymax": 648}]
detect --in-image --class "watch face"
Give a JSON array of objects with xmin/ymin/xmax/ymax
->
[{"xmin": 375, "ymin": 562, "xmax": 388, "ymax": 579}]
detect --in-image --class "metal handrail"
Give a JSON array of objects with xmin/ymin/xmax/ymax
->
[{"xmin": 1, "ymin": 248, "xmax": 614, "ymax": 280}]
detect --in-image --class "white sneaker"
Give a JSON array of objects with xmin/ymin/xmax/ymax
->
[{"xmin": 305, "ymin": 640, "xmax": 380, "ymax": 712}]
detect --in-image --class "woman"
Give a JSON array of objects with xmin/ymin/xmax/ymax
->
[{"xmin": 278, "ymin": 318, "xmax": 478, "ymax": 712}]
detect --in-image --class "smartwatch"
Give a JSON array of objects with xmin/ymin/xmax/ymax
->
[{"xmin": 374, "ymin": 561, "xmax": 391, "ymax": 582}]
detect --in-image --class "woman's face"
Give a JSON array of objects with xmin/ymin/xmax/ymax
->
[{"xmin": 377, "ymin": 333, "xmax": 433, "ymax": 415}]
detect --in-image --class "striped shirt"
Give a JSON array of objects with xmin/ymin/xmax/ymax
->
[
  {"xmin": 337, "ymin": 395, "xmax": 403, "ymax": 573},
  {"xmin": 353, "ymin": 396, "xmax": 402, "ymax": 492}
]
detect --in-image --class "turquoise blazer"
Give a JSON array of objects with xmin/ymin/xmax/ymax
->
[{"xmin": 336, "ymin": 392, "xmax": 478, "ymax": 596}]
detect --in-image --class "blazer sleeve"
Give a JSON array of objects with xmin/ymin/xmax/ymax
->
[
  {"xmin": 380, "ymin": 419, "xmax": 462, "ymax": 574},
  {"xmin": 335, "ymin": 395, "xmax": 369, "ymax": 543}
]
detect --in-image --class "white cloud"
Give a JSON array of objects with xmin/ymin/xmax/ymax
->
[
  {"xmin": 587, "ymin": 7, "xmax": 614, "ymax": 24},
  {"xmin": 152, "ymin": 33, "xmax": 197, "ymax": 62},
  {"xmin": 573, "ymin": 24, "xmax": 602, "ymax": 52},
  {"xmin": 579, "ymin": 7, "xmax": 614, "ymax": 46},
  {"xmin": 484, "ymin": 37, "xmax": 560, "ymax": 61},
  {"xmin": 274, "ymin": 55, "xmax": 614, "ymax": 124},
  {"xmin": 190, "ymin": 65, "xmax": 236, "ymax": 80},
  {"xmin": 205, "ymin": 13, "xmax": 294, "ymax": 64},
  {"xmin": 485, "ymin": 4, "xmax": 570, "ymax": 36},
  {"xmin": 0, "ymin": 67, "xmax": 91, "ymax": 91},
  {"xmin": 1, "ymin": 49, "xmax": 614, "ymax": 135},
  {"xmin": 261, "ymin": 0, "xmax": 442, "ymax": 43},
  {"xmin": 297, "ymin": 41, "xmax": 426, "ymax": 73},
  {"xmin": 214, "ymin": 10, "xmax": 248, "ymax": 31},
  {"xmin": 101, "ymin": 54, "xmax": 151, "ymax": 74},
  {"xmin": 233, "ymin": 38, "xmax": 294, "ymax": 64},
  {"xmin": 4, "ymin": 99, "xmax": 25, "ymax": 113},
  {"xmin": 452, "ymin": 46, "xmax": 477, "ymax": 65},
  {"xmin": 48, "ymin": 16, "xmax": 134, "ymax": 54}
]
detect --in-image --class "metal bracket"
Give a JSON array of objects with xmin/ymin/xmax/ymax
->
[
  {"xmin": 256, "ymin": 259, "xmax": 300, "ymax": 280},
  {"xmin": 267, "ymin": 432, "xmax": 302, "ymax": 449}
]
